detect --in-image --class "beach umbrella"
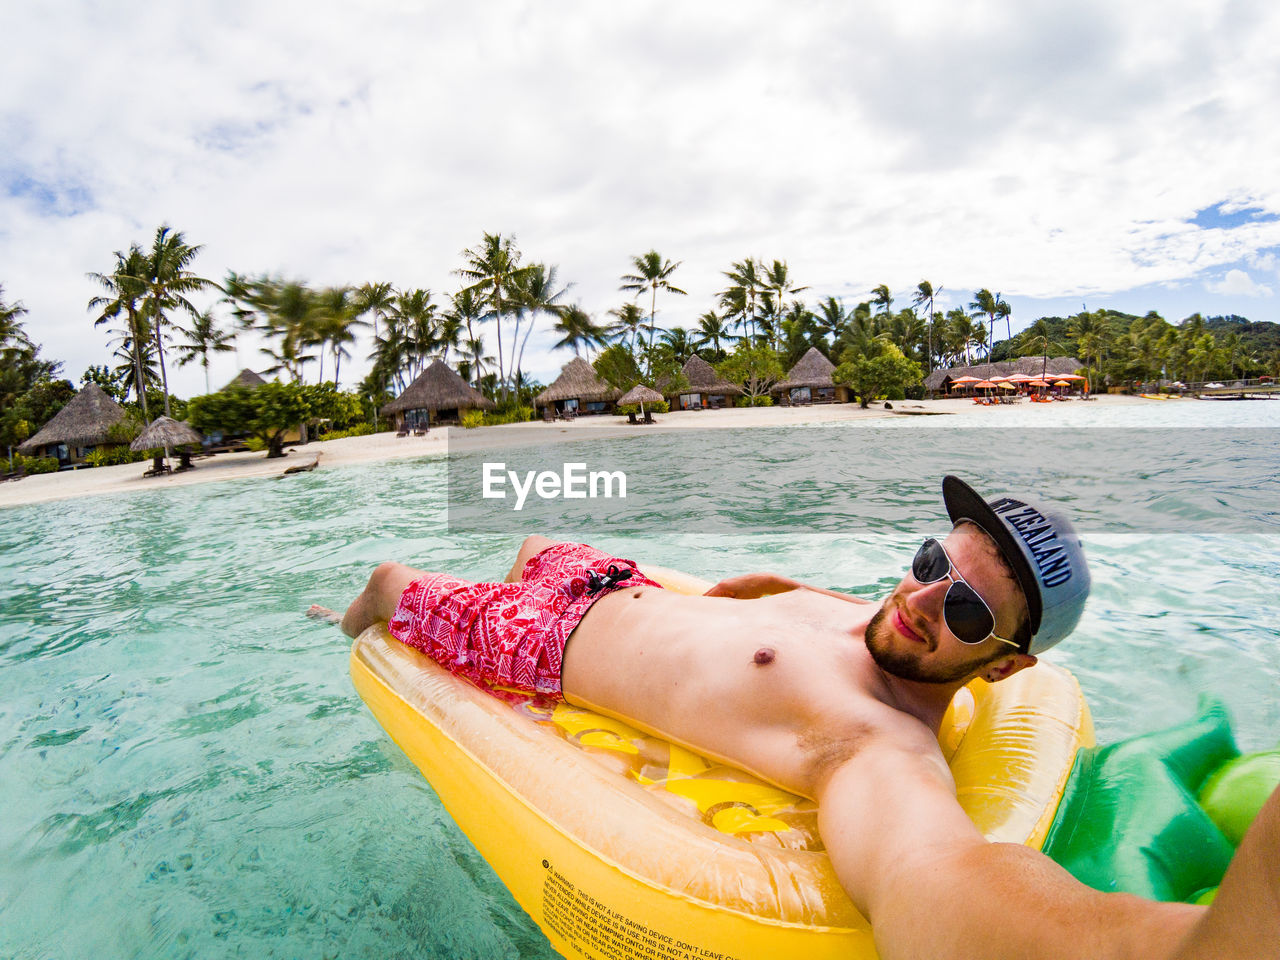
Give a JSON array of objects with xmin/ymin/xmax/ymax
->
[
  {"xmin": 952, "ymin": 376, "xmax": 981, "ymax": 383},
  {"xmin": 1054, "ymin": 380, "xmax": 1070, "ymax": 387},
  {"xmin": 130, "ymin": 416, "xmax": 204, "ymax": 452},
  {"xmin": 617, "ymin": 384, "xmax": 664, "ymax": 420},
  {"xmin": 998, "ymin": 381, "xmax": 1017, "ymax": 389},
  {"xmin": 1006, "ymin": 373, "xmax": 1033, "ymax": 381},
  {"xmin": 1028, "ymin": 379, "xmax": 1049, "ymax": 388},
  {"xmin": 973, "ymin": 380, "xmax": 997, "ymax": 388},
  {"xmin": 131, "ymin": 416, "xmax": 205, "ymax": 475}
]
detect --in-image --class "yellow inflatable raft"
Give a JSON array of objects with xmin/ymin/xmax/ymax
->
[{"xmin": 350, "ymin": 565, "xmax": 1093, "ymax": 960}]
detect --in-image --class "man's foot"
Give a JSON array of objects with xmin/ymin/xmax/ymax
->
[{"xmin": 306, "ymin": 604, "xmax": 343, "ymax": 625}]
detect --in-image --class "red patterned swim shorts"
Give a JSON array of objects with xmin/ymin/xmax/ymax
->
[{"xmin": 386, "ymin": 542, "xmax": 664, "ymax": 698}]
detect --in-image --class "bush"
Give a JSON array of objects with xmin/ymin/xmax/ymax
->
[
  {"xmin": 244, "ymin": 437, "xmax": 268, "ymax": 452},
  {"xmin": 481, "ymin": 406, "xmax": 534, "ymax": 426},
  {"xmin": 84, "ymin": 446, "xmax": 145, "ymax": 467},
  {"xmin": 460, "ymin": 410, "xmax": 484, "ymax": 429},
  {"xmin": 617, "ymin": 400, "xmax": 670, "ymax": 415},
  {"xmin": 16, "ymin": 454, "xmax": 59, "ymax": 474},
  {"xmin": 737, "ymin": 395, "xmax": 774, "ymax": 407},
  {"xmin": 321, "ymin": 423, "xmax": 376, "ymax": 440}
]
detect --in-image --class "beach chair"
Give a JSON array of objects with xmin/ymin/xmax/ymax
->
[
  {"xmin": 396, "ymin": 428, "xmax": 410, "ymax": 437},
  {"xmin": 542, "ymin": 407, "xmax": 555, "ymax": 423}
]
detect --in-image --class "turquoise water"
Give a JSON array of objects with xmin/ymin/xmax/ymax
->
[{"xmin": 3, "ymin": 401, "xmax": 1280, "ymax": 958}]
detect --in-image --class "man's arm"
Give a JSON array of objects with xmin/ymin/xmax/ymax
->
[
  {"xmin": 704, "ymin": 572, "xmax": 874, "ymax": 604},
  {"xmin": 815, "ymin": 737, "xmax": 1202, "ymax": 960}
]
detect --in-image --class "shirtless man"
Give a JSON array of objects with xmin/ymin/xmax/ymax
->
[{"xmin": 334, "ymin": 475, "xmax": 1279, "ymax": 960}]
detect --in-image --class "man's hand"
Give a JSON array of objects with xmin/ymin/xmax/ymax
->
[{"xmin": 703, "ymin": 572, "xmax": 799, "ymax": 599}]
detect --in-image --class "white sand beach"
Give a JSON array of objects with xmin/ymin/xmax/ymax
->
[{"xmin": 0, "ymin": 393, "xmax": 1165, "ymax": 510}]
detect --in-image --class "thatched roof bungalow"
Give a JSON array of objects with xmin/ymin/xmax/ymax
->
[
  {"xmin": 382, "ymin": 360, "xmax": 496, "ymax": 428},
  {"xmin": 774, "ymin": 346, "xmax": 849, "ymax": 404},
  {"xmin": 222, "ymin": 369, "xmax": 267, "ymax": 391},
  {"xmin": 18, "ymin": 383, "xmax": 128, "ymax": 465},
  {"xmin": 666, "ymin": 355, "xmax": 743, "ymax": 410},
  {"xmin": 535, "ymin": 357, "xmax": 620, "ymax": 416},
  {"xmin": 924, "ymin": 357, "xmax": 1084, "ymax": 396}
]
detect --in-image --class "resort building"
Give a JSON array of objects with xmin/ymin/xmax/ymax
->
[
  {"xmin": 382, "ymin": 359, "xmax": 496, "ymax": 429},
  {"xmin": 924, "ymin": 357, "xmax": 1084, "ymax": 397},
  {"xmin": 17, "ymin": 383, "xmax": 128, "ymax": 467},
  {"xmin": 666, "ymin": 355, "xmax": 743, "ymax": 410},
  {"xmin": 774, "ymin": 346, "xmax": 850, "ymax": 404},
  {"xmin": 535, "ymin": 357, "xmax": 621, "ymax": 417},
  {"xmin": 222, "ymin": 369, "xmax": 267, "ymax": 391}
]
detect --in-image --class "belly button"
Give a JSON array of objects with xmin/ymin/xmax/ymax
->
[{"xmin": 753, "ymin": 647, "xmax": 776, "ymax": 665}]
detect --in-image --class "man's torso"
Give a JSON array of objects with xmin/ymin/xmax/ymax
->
[{"xmin": 562, "ymin": 587, "xmax": 938, "ymax": 797}]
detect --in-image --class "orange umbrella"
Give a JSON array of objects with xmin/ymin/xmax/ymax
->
[
  {"xmin": 1007, "ymin": 373, "xmax": 1033, "ymax": 381},
  {"xmin": 952, "ymin": 375, "xmax": 981, "ymax": 383},
  {"xmin": 1055, "ymin": 373, "xmax": 1086, "ymax": 380},
  {"xmin": 973, "ymin": 380, "xmax": 997, "ymax": 388},
  {"xmin": 1028, "ymin": 379, "xmax": 1049, "ymax": 387}
]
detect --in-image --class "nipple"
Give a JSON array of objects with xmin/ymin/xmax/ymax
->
[{"xmin": 753, "ymin": 647, "xmax": 776, "ymax": 666}]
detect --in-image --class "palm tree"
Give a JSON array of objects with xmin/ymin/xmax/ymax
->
[
  {"xmin": 814, "ymin": 296, "xmax": 849, "ymax": 346},
  {"xmin": 911, "ymin": 281, "xmax": 941, "ymax": 372},
  {"xmin": 309, "ymin": 286, "xmax": 366, "ymax": 387},
  {"xmin": 995, "ymin": 298, "xmax": 1013, "ymax": 354},
  {"xmin": 694, "ymin": 310, "xmax": 735, "ymax": 357},
  {"xmin": 175, "ymin": 309, "xmax": 235, "ymax": 393},
  {"xmin": 88, "ymin": 245, "xmax": 154, "ymax": 419},
  {"xmin": 446, "ymin": 286, "xmax": 488, "ymax": 387},
  {"xmin": 513, "ymin": 263, "xmax": 569, "ymax": 386},
  {"xmin": 387, "ymin": 289, "xmax": 438, "ymax": 381},
  {"xmin": 762, "ymin": 260, "xmax": 808, "ymax": 351},
  {"xmin": 352, "ymin": 281, "xmax": 395, "ymax": 366},
  {"xmin": 437, "ymin": 314, "xmax": 463, "ymax": 365},
  {"xmin": 131, "ymin": 225, "xmax": 219, "ymax": 417},
  {"xmin": 606, "ymin": 302, "xmax": 647, "ymax": 359},
  {"xmin": 871, "ymin": 284, "xmax": 894, "ymax": 316},
  {"xmin": 945, "ymin": 308, "xmax": 975, "ymax": 364},
  {"xmin": 968, "ymin": 289, "xmax": 999, "ymax": 362},
  {"xmin": 552, "ymin": 305, "xmax": 608, "ymax": 357},
  {"xmin": 658, "ymin": 327, "xmax": 696, "ymax": 366},
  {"xmin": 455, "ymin": 233, "xmax": 532, "ymax": 400},
  {"xmin": 621, "ymin": 250, "xmax": 687, "ymax": 376},
  {"xmin": 719, "ymin": 258, "xmax": 763, "ymax": 343}
]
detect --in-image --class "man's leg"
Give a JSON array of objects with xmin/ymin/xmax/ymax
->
[
  {"xmin": 340, "ymin": 562, "xmax": 429, "ymax": 638},
  {"xmin": 503, "ymin": 535, "xmax": 559, "ymax": 583}
]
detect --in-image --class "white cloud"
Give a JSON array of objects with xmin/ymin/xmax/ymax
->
[
  {"xmin": 1205, "ymin": 269, "xmax": 1274, "ymax": 298},
  {"xmin": 3, "ymin": 0, "xmax": 1280, "ymax": 393}
]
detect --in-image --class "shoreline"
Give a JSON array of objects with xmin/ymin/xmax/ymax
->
[{"xmin": 0, "ymin": 393, "xmax": 1163, "ymax": 510}]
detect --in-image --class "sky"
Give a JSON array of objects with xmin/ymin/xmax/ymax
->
[{"xmin": 4, "ymin": 0, "xmax": 1280, "ymax": 397}]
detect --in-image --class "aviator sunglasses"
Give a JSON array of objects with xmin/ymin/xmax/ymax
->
[{"xmin": 911, "ymin": 538, "xmax": 1020, "ymax": 648}]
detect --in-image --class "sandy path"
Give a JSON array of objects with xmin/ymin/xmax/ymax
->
[{"xmin": 0, "ymin": 394, "xmax": 1159, "ymax": 510}]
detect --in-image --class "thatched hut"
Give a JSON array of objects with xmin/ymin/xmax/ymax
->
[
  {"xmin": 774, "ymin": 346, "xmax": 849, "ymax": 404},
  {"xmin": 381, "ymin": 360, "xmax": 496, "ymax": 428},
  {"xmin": 535, "ymin": 357, "xmax": 621, "ymax": 417},
  {"xmin": 667, "ymin": 356, "xmax": 743, "ymax": 410},
  {"xmin": 18, "ymin": 383, "xmax": 128, "ymax": 466},
  {"xmin": 924, "ymin": 358, "xmax": 1083, "ymax": 397},
  {"xmin": 222, "ymin": 369, "xmax": 267, "ymax": 391}
]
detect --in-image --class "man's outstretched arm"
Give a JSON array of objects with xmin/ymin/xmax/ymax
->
[{"xmin": 815, "ymin": 737, "xmax": 1207, "ymax": 960}]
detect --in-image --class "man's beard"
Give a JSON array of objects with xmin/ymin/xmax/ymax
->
[{"xmin": 864, "ymin": 603, "xmax": 983, "ymax": 685}]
